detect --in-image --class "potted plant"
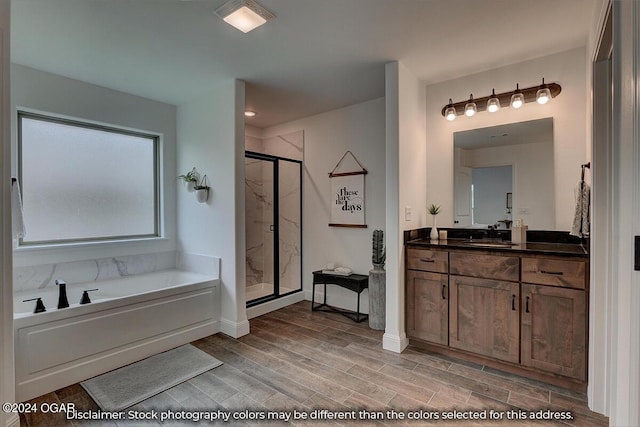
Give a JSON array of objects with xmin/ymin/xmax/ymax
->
[
  {"xmin": 178, "ymin": 167, "xmax": 198, "ymax": 192},
  {"xmin": 369, "ymin": 229, "xmax": 386, "ymax": 330},
  {"xmin": 194, "ymin": 174, "xmax": 210, "ymax": 203},
  {"xmin": 428, "ymin": 203, "xmax": 441, "ymax": 240}
]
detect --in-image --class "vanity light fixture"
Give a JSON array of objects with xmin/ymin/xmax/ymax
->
[
  {"xmin": 244, "ymin": 110, "xmax": 257, "ymax": 117},
  {"xmin": 464, "ymin": 94, "xmax": 477, "ymax": 117},
  {"xmin": 487, "ymin": 89, "xmax": 500, "ymax": 113},
  {"xmin": 215, "ymin": 0, "xmax": 275, "ymax": 33},
  {"xmin": 442, "ymin": 80, "xmax": 561, "ymax": 120},
  {"xmin": 510, "ymin": 83, "xmax": 525, "ymax": 109},
  {"xmin": 445, "ymin": 99, "xmax": 457, "ymax": 121}
]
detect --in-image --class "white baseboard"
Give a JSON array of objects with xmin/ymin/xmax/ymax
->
[
  {"xmin": 382, "ymin": 331, "xmax": 409, "ymax": 353},
  {"xmin": 219, "ymin": 318, "xmax": 250, "ymax": 338},
  {"xmin": 5, "ymin": 414, "xmax": 19, "ymax": 427}
]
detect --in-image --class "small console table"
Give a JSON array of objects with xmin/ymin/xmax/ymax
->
[{"xmin": 311, "ymin": 270, "xmax": 369, "ymax": 323}]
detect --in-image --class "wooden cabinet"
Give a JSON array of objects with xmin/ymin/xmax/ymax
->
[
  {"xmin": 521, "ymin": 283, "xmax": 587, "ymax": 380},
  {"xmin": 449, "ymin": 275, "xmax": 520, "ymax": 363},
  {"xmin": 406, "ymin": 248, "xmax": 448, "ymax": 273},
  {"xmin": 406, "ymin": 270, "xmax": 448, "ymax": 345},
  {"xmin": 450, "ymin": 252, "xmax": 519, "ymax": 282},
  {"xmin": 522, "ymin": 257, "xmax": 586, "ymax": 289},
  {"xmin": 405, "ymin": 245, "xmax": 589, "ymax": 387},
  {"xmin": 406, "ymin": 248, "xmax": 448, "ymax": 345}
]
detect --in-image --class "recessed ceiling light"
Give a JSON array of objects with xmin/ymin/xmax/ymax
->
[
  {"xmin": 215, "ymin": 0, "xmax": 275, "ymax": 34},
  {"xmin": 244, "ymin": 111, "xmax": 256, "ymax": 117}
]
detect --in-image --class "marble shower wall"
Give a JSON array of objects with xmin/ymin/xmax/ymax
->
[
  {"xmin": 245, "ymin": 130, "xmax": 303, "ymax": 294},
  {"xmin": 245, "ymin": 157, "xmax": 273, "ymax": 287}
]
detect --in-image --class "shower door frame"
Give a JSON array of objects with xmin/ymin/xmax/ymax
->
[{"xmin": 245, "ymin": 151, "xmax": 303, "ymax": 307}]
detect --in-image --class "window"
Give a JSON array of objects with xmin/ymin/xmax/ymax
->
[{"xmin": 18, "ymin": 112, "xmax": 159, "ymax": 245}]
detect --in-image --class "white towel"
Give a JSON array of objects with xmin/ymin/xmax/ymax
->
[
  {"xmin": 570, "ymin": 181, "xmax": 590, "ymax": 238},
  {"xmin": 11, "ymin": 179, "xmax": 26, "ymax": 239}
]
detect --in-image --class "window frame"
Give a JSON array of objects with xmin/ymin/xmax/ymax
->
[{"xmin": 17, "ymin": 110, "xmax": 161, "ymax": 247}]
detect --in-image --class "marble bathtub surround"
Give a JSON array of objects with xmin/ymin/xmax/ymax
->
[{"xmin": 13, "ymin": 251, "xmax": 220, "ymax": 293}]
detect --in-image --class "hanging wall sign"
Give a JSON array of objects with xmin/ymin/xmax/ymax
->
[{"xmin": 328, "ymin": 151, "xmax": 367, "ymax": 228}]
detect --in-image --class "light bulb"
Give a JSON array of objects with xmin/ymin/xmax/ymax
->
[
  {"xmin": 510, "ymin": 83, "xmax": 524, "ymax": 108},
  {"xmin": 464, "ymin": 94, "xmax": 477, "ymax": 117},
  {"xmin": 487, "ymin": 89, "xmax": 500, "ymax": 113},
  {"xmin": 536, "ymin": 78, "xmax": 551, "ymax": 105},
  {"xmin": 445, "ymin": 107, "xmax": 456, "ymax": 121},
  {"xmin": 444, "ymin": 99, "xmax": 456, "ymax": 121},
  {"xmin": 536, "ymin": 88, "xmax": 550, "ymax": 104}
]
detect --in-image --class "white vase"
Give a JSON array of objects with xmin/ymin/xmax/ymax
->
[
  {"xmin": 195, "ymin": 188, "xmax": 209, "ymax": 203},
  {"xmin": 187, "ymin": 181, "xmax": 196, "ymax": 192},
  {"xmin": 430, "ymin": 215, "xmax": 438, "ymax": 240}
]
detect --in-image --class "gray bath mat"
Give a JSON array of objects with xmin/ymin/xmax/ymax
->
[{"xmin": 81, "ymin": 344, "xmax": 223, "ymax": 411}]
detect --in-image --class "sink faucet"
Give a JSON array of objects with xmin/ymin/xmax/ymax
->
[{"xmin": 55, "ymin": 279, "xmax": 69, "ymax": 309}]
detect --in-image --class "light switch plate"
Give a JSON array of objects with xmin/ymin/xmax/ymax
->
[{"xmin": 405, "ymin": 206, "xmax": 412, "ymax": 221}]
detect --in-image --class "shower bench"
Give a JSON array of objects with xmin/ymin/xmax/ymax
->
[{"xmin": 311, "ymin": 270, "xmax": 369, "ymax": 323}]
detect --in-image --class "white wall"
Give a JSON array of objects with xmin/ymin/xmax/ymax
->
[
  {"xmin": 0, "ymin": 1, "xmax": 16, "ymax": 426},
  {"xmin": 385, "ymin": 61, "xmax": 427, "ymax": 353},
  {"xmin": 260, "ymin": 97, "xmax": 386, "ymax": 313},
  {"xmin": 176, "ymin": 80, "xmax": 248, "ymax": 338},
  {"xmin": 425, "ymin": 48, "xmax": 588, "ymax": 231},
  {"xmin": 11, "ymin": 64, "xmax": 177, "ymax": 267}
]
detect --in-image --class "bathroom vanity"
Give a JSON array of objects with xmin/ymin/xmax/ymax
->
[{"xmin": 405, "ymin": 229, "xmax": 588, "ymax": 391}]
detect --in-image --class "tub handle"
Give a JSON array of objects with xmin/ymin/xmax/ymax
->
[
  {"xmin": 80, "ymin": 289, "xmax": 99, "ymax": 305},
  {"xmin": 23, "ymin": 297, "xmax": 46, "ymax": 313}
]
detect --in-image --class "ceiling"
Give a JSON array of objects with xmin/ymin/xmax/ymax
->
[{"xmin": 11, "ymin": 0, "xmax": 597, "ymax": 128}]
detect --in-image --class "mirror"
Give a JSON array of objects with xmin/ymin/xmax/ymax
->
[{"xmin": 453, "ymin": 118, "xmax": 555, "ymax": 229}]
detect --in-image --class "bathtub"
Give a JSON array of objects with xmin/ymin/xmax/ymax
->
[{"xmin": 14, "ymin": 269, "xmax": 220, "ymax": 402}]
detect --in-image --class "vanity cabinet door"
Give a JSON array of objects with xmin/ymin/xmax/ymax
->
[
  {"xmin": 521, "ymin": 283, "xmax": 586, "ymax": 380},
  {"xmin": 406, "ymin": 270, "xmax": 448, "ymax": 345},
  {"xmin": 449, "ymin": 275, "xmax": 520, "ymax": 363}
]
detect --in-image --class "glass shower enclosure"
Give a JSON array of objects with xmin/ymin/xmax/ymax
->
[{"xmin": 245, "ymin": 151, "xmax": 302, "ymax": 306}]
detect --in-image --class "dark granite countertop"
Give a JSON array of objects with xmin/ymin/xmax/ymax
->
[
  {"xmin": 404, "ymin": 228, "xmax": 589, "ymax": 258},
  {"xmin": 406, "ymin": 237, "xmax": 588, "ymax": 257}
]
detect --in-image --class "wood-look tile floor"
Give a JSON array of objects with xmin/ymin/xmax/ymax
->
[{"xmin": 20, "ymin": 301, "xmax": 609, "ymax": 426}]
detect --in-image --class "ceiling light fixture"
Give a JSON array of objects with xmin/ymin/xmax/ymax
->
[
  {"xmin": 215, "ymin": 0, "xmax": 275, "ymax": 33},
  {"xmin": 464, "ymin": 94, "xmax": 477, "ymax": 117},
  {"xmin": 510, "ymin": 83, "xmax": 524, "ymax": 109},
  {"xmin": 244, "ymin": 110, "xmax": 256, "ymax": 117},
  {"xmin": 442, "ymin": 80, "xmax": 561, "ymax": 120},
  {"xmin": 487, "ymin": 89, "xmax": 500, "ymax": 113}
]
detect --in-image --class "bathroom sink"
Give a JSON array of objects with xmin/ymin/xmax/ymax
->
[{"xmin": 460, "ymin": 240, "xmax": 516, "ymax": 248}]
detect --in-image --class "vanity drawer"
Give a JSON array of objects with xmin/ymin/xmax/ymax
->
[
  {"xmin": 521, "ymin": 257, "xmax": 586, "ymax": 289},
  {"xmin": 450, "ymin": 252, "xmax": 519, "ymax": 282},
  {"xmin": 406, "ymin": 248, "xmax": 448, "ymax": 273}
]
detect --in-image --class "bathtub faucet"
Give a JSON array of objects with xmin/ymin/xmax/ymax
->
[{"xmin": 55, "ymin": 279, "xmax": 69, "ymax": 309}]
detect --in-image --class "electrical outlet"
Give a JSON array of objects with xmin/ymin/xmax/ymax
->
[
  {"xmin": 405, "ymin": 206, "xmax": 412, "ymax": 221},
  {"xmin": 519, "ymin": 207, "xmax": 530, "ymax": 215}
]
